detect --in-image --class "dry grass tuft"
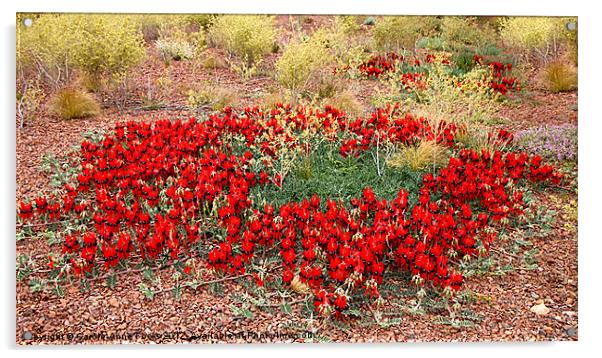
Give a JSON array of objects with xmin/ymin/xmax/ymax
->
[
  {"xmin": 540, "ymin": 61, "xmax": 577, "ymax": 93},
  {"xmin": 324, "ymin": 90, "xmax": 364, "ymax": 119},
  {"xmin": 48, "ymin": 88, "xmax": 100, "ymax": 120},
  {"xmin": 186, "ymin": 84, "xmax": 239, "ymax": 112},
  {"xmin": 387, "ymin": 140, "xmax": 450, "ymax": 172}
]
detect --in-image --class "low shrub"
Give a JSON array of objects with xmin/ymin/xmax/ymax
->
[
  {"xmin": 416, "ymin": 37, "xmax": 447, "ymax": 51},
  {"xmin": 476, "ymin": 43, "xmax": 502, "ymax": 56},
  {"xmin": 207, "ymin": 15, "xmax": 276, "ymax": 67},
  {"xmin": 186, "ymin": 84, "xmax": 239, "ymax": 111},
  {"xmin": 406, "ymin": 58, "xmax": 503, "ymax": 126},
  {"xmin": 48, "ymin": 88, "xmax": 100, "ymax": 119},
  {"xmin": 130, "ymin": 14, "xmax": 187, "ymax": 43},
  {"xmin": 18, "ymin": 14, "xmax": 145, "ymax": 88},
  {"xmin": 334, "ymin": 16, "xmax": 362, "ymax": 35},
  {"xmin": 275, "ymin": 35, "xmax": 333, "ymax": 96},
  {"xmin": 185, "ymin": 14, "xmax": 219, "ymax": 31},
  {"xmin": 440, "ymin": 16, "xmax": 496, "ymax": 49},
  {"xmin": 499, "ymin": 17, "xmax": 574, "ymax": 63},
  {"xmin": 373, "ymin": 16, "xmax": 440, "ymax": 52},
  {"xmin": 453, "ymin": 48, "xmax": 478, "ymax": 74},
  {"xmin": 363, "ymin": 16, "xmax": 376, "ymax": 26},
  {"xmin": 156, "ymin": 38, "xmax": 195, "ymax": 62},
  {"xmin": 540, "ymin": 61, "xmax": 577, "ymax": 93},
  {"xmin": 514, "ymin": 124, "xmax": 577, "ymax": 162},
  {"xmin": 201, "ymin": 52, "xmax": 228, "ymax": 70},
  {"xmin": 155, "ymin": 24, "xmax": 206, "ymax": 63}
]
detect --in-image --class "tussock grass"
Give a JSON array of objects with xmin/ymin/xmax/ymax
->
[
  {"xmin": 387, "ymin": 141, "xmax": 450, "ymax": 172},
  {"xmin": 49, "ymin": 88, "xmax": 100, "ymax": 120},
  {"xmin": 541, "ymin": 61, "xmax": 577, "ymax": 93}
]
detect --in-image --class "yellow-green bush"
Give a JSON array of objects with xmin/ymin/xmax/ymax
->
[
  {"xmin": 540, "ymin": 61, "xmax": 577, "ymax": 93},
  {"xmin": 499, "ymin": 17, "xmax": 573, "ymax": 62},
  {"xmin": 276, "ymin": 23, "xmax": 368, "ymax": 97},
  {"xmin": 155, "ymin": 27, "xmax": 205, "ymax": 63},
  {"xmin": 207, "ymin": 15, "xmax": 276, "ymax": 66},
  {"xmin": 185, "ymin": 14, "xmax": 219, "ymax": 31},
  {"xmin": 17, "ymin": 14, "xmax": 79, "ymax": 85},
  {"xmin": 48, "ymin": 88, "xmax": 100, "ymax": 119},
  {"xmin": 72, "ymin": 15, "xmax": 145, "ymax": 84},
  {"xmin": 385, "ymin": 58, "xmax": 501, "ymax": 128},
  {"xmin": 130, "ymin": 14, "xmax": 186, "ymax": 42},
  {"xmin": 275, "ymin": 34, "xmax": 333, "ymax": 94},
  {"xmin": 500, "ymin": 17, "xmax": 558, "ymax": 49},
  {"xmin": 334, "ymin": 16, "xmax": 362, "ymax": 35},
  {"xmin": 373, "ymin": 16, "xmax": 440, "ymax": 51},
  {"xmin": 440, "ymin": 16, "xmax": 497, "ymax": 49},
  {"xmin": 17, "ymin": 14, "xmax": 145, "ymax": 87}
]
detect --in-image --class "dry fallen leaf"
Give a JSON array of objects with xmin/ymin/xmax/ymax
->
[{"xmin": 290, "ymin": 275, "xmax": 310, "ymax": 294}]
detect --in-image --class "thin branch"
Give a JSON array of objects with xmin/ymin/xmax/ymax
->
[{"xmin": 16, "ymin": 219, "xmax": 78, "ymax": 229}]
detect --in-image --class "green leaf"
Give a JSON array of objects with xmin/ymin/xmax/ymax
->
[
  {"xmin": 172, "ymin": 285, "xmax": 182, "ymax": 300},
  {"xmin": 138, "ymin": 283, "xmax": 155, "ymax": 300},
  {"xmin": 228, "ymin": 304, "xmax": 241, "ymax": 316},
  {"xmin": 241, "ymin": 308, "xmax": 254, "ymax": 319},
  {"xmin": 280, "ymin": 302, "xmax": 293, "ymax": 315},
  {"xmin": 106, "ymin": 274, "xmax": 117, "ymax": 289},
  {"xmin": 345, "ymin": 308, "xmax": 362, "ymax": 317},
  {"xmin": 378, "ymin": 317, "xmax": 402, "ymax": 328},
  {"xmin": 52, "ymin": 285, "xmax": 64, "ymax": 298},
  {"xmin": 29, "ymin": 278, "xmax": 44, "ymax": 293}
]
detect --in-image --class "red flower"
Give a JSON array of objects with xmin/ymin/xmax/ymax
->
[{"xmin": 183, "ymin": 266, "xmax": 193, "ymax": 275}]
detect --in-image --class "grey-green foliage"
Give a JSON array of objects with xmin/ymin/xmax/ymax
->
[{"xmin": 251, "ymin": 141, "xmax": 425, "ymax": 210}]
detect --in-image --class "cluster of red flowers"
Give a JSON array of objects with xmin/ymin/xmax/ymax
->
[
  {"xmin": 339, "ymin": 105, "xmax": 458, "ymax": 158},
  {"xmin": 17, "ymin": 104, "xmax": 562, "ymax": 317},
  {"xmin": 357, "ymin": 53, "xmax": 403, "ymax": 77},
  {"xmin": 223, "ymin": 148, "xmax": 561, "ymax": 315},
  {"xmin": 356, "ymin": 53, "xmax": 441, "ymax": 81},
  {"xmin": 356, "ymin": 52, "xmax": 520, "ymax": 99},
  {"xmin": 487, "ymin": 61, "xmax": 520, "ymax": 95}
]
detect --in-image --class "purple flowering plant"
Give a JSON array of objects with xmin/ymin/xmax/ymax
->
[{"xmin": 514, "ymin": 124, "xmax": 577, "ymax": 162}]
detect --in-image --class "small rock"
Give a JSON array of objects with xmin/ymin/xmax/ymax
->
[
  {"xmin": 531, "ymin": 302, "xmax": 551, "ymax": 316},
  {"xmin": 563, "ymin": 310, "xmax": 577, "ymax": 318},
  {"xmin": 531, "ymin": 292, "xmax": 540, "ymax": 299},
  {"xmin": 108, "ymin": 297, "xmax": 119, "ymax": 308},
  {"xmin": 565, "ymin": 327, "xmax": 577, "ymax": 337}
]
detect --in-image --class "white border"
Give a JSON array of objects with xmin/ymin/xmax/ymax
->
[{"xmin": 2, "ymin": 1, "xmax": 600, "ymax": 357}]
